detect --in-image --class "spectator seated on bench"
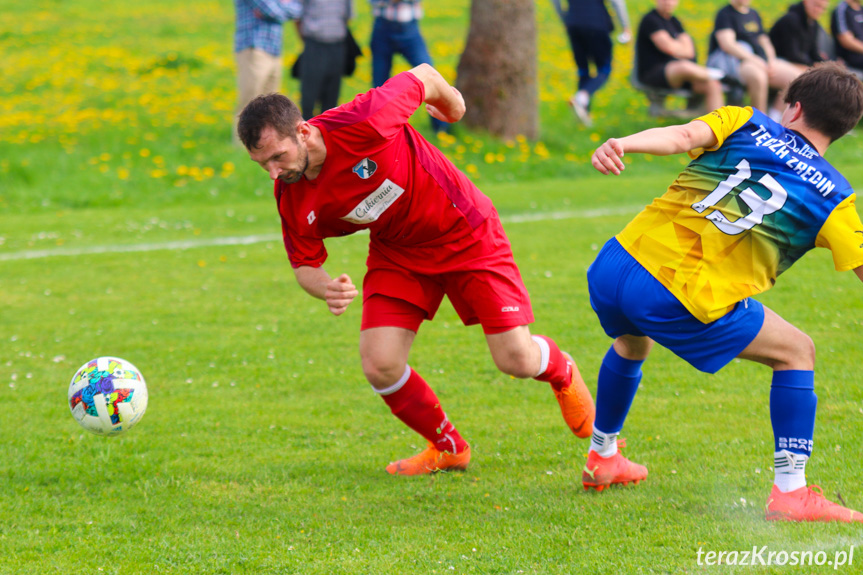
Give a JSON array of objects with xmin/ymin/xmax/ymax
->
[
  {"xmin": 832, "ymin": 0, "xmax": 863, "ymax": 79},
  {"xmin": 633, "ymin": 0, "xmax": 727, "ymax": 117},
  {"xmin": 769, "ymin": 0, "xmax": 831, "ymax": 71},
  {"xmin": 705, "ymin": 0, "xmax": 801, "ymax": 120}
]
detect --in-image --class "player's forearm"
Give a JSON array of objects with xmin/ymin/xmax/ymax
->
[
  {"xmin": 618, "ymin": 126, "xmax": 696, "ymax": 156},
  {"xmin": 294, "ymin": 265, "xmax": 331, "ymax": 300},
  {"xmin": 410, "ymin": 63, "xmax": 465, "ymax": 122}
]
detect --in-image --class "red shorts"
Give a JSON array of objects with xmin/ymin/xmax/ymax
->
[{"xmin": 360, "ymin": 213, "xmax": 534, "ymax": 334}]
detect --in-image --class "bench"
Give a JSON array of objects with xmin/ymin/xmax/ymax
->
[{"xmin": 631, "ymin": 51, "xmax": 745, "ymax": 117}]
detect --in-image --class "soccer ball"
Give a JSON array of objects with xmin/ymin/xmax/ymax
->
[{"xmin": 68, "ymin": 357, "xmax": 148, "ymax": 436}]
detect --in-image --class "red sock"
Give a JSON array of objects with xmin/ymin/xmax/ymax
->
[
  {"xmin": 532, "ymin": 334, "xmax": 571, "ymax": 391},
  {"xmin": 380, "ymin": 368, "xmax": 469, "ymax": 454}
]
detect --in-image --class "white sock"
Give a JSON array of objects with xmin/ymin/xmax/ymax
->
[
  {"xmin": 575, "ymin": 91, "xmax": 590, "ymax": 109},
  {"xmin": 773, "ymin": 450, "xmax": 808, "ymax": 493},
  {"xmin": 590, "ymin": 428, "xmax": 618, "ymax": 458}
]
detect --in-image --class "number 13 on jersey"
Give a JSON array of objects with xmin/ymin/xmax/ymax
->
[{"xmin": 692, "ymin": 159, "xmax": 789, "ymax": 236}]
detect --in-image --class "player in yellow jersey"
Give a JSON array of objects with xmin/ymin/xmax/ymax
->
[{"xmin": 585, "ymin": 62, "xmax": 863, "ymax": 522}]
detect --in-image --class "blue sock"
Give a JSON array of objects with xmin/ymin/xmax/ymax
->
[
  {"xmin": 594, "ymin": 345, "xmax": 644, "ymax": 434},
  {"xmin": 770, "ymin": 370, "xmax": 817, "ymax": 457},
  {"xmin": 770, "ymin": 370, "xmax": 816, "ymax": 492}
]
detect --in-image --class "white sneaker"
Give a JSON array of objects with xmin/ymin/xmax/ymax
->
[
  {"xmin": 705, "ymin": 67, "xmax": 725, "ymax": 81},
  {"xmin": 569, "ymin": 94, "xmax": 593, "ymax": 127}
]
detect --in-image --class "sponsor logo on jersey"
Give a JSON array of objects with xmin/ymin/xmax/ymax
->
[
  {"xmin": 340, "ymin": 179, "xmax": 405, "ymax": 225},
  {"xmin": 856, "ymin": 230, "xmax": 863, "ymax": 248},
  {"xmin": 352, "ymin": 158, "xmax": 378, "ymax": 179},
  {"xmin": 307, "ymin": 211, "xmax": 316, "ymax": 225},
  {"xmin": 501, "ymin": 306, "xmax": 520, "ymax": 312}
]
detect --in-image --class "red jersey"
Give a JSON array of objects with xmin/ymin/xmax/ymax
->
[{"xmin": 274, "ymin": 71, "xmax": 495, "ymax": 274}]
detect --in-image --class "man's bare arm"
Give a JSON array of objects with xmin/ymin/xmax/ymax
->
[
  {"xmin": 294, "ymin": 266, "xmax": 358, "ymax": 315},
  {"xmin": 591, "ymin": 120, "xmax": 718, "ymax": 175},
  {"xmin": 408, "ymin": 63, "xmax": 466, "ymax": 123}
]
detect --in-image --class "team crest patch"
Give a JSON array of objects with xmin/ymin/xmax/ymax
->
[{"xmin": 352, "ymin": 158, "xmax": 377, "ymax": 179}]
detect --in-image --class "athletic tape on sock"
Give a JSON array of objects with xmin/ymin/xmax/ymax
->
[{"xmin": 531, "ymin": 335, "xmax": 550, "ymax": 378}]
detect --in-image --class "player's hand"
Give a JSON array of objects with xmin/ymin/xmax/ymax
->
[
  {"xmin": 427, "ymin": 86, "xmax": 464, "ymax": 123},
  {"xmin": 324, "ymin": 273, "xmax": 357, "ymax": 316},
  {"xmin": 591, "ymin": 138, "xmax": 626, "ymax": 175}
]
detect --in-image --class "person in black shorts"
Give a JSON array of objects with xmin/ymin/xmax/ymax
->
[
  {"xmin": 636, "ymin": 0, "xmax": 724, "ymax": 111},
  {"xmin": 706, "ymin": 0, "xmax": 801, "ymax": 119}
]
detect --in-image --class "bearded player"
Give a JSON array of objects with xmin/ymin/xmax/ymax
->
[
  {"xmin": 237, "ymin": 64, "xmax": 594, "ymax": 475},
  {"xmin": 586, "ymin": 62, "xmax": 863, "ymax": 521}
]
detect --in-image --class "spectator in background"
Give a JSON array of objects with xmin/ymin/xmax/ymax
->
[
  {"xmin": 234, "ymin": 0, "xmax": 303, "ymax": 145},
  {"xmin": 370, "ymin": 0, "xmax": 447, "ymax": 132},
  {"xmin": 553, "ymin": 0, "xmax": 632, "ymax": 127},
  {"xmin": 769, "ymin": 0, "xmax": 831, "ymax": 70},
  {"xmin": 636, "ymin": 0, "xmax": 724, "ymax": 112},
  {"xmin": 298, "ymin": 0, "xmax": 353, "ymax": 120},
  {"xmin": 706, "ymin": 0, "xmax": 801, "ymax": 120},
  {"xmin": 832, "ymin": 0, "xmax": 863, "ymax": 75}
]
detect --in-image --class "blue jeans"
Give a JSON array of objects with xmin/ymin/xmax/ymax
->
[
  {"xmin": 371, "ymin": 17, "xmax": 447, "ymax": 132},
  {"xmin": 565, "ymin": 26, "xmax": 612, "ymax": 97}
]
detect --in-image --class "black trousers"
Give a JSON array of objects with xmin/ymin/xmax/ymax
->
[{"xmin": 300, "ymin": 37, "xmax": 346, "ymax": 119}]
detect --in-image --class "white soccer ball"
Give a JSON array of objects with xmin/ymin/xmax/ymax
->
[{"xmin": 68, "ymin": 357, "xmax": 148, "ymax": 436}]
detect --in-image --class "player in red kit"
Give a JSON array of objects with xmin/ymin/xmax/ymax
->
[{"xmin": 237, "ymin": 64, "xmax": 594, "ymax": 475}]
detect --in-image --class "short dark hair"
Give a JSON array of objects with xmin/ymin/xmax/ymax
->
[
  {"xmin": 784, "ymin": 62, "xmax": 863, "ymax": 143},
  {"xmin": 237, "ymin": 93, "xmax": 303, "ymax": 150}
]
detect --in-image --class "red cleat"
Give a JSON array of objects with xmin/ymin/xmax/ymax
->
[
  {"xmin": 582, "ymin": 443, "xmax": 648, "ymax": 492},
  {"xmin": 553, "ymin": 352, "xmax": 595, "ymax": 438},
  {"xmin": 385, "ymin": 442, "xmax": 471, "ymax": 476},
  {"xmin": 765, "ymin": 485, "xmax": 863, "ymax": 523}
]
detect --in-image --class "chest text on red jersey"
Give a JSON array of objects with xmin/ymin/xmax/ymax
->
[{"xmin": 340, "ymin": 178, "xmax": 406, "ymax": 225}]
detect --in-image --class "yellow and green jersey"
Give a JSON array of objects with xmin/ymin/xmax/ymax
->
[{"xmin": 617, "ymin": 106, "xmax": 863, "ymax": 323}]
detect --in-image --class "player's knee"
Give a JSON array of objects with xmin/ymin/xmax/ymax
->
[
  {"xmin": 360, "ymin": 353, "xmax": 405, "ymax": 388},
  {"xmin": 794, "ymin": 333, "xmax": 816, "ymax": 368},
  {"xmin": 492, "ymin": 347, "xmax": 536, "ymax": 379},
  {"xmin": 777, "ymin": 331, "xmax": 816, "ymax": 370}
]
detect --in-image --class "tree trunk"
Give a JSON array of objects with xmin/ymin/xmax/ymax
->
[{"xmin": 455, "ymin": 0, "xmax": 538, "ymax": 140}]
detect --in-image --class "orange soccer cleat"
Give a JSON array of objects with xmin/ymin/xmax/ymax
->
[
  {"xmin": 582, "ymin": 442, "xmax": 648, "ymax": 492},
  {"xmin": 765, "ymin": 485, "xmax": 863, "ymax": 523},
  {"xmin": 553, "ymin": 352, "xmax": 595, "ymax": 438},
  {"xmin": 385, "ymin": 442, "xmax": 471, "ymax": 476}
]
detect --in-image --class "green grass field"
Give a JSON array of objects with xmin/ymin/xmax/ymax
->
[{"xmin": 3, "ymin": 0, "xmax": 863, "ymax": 573}]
